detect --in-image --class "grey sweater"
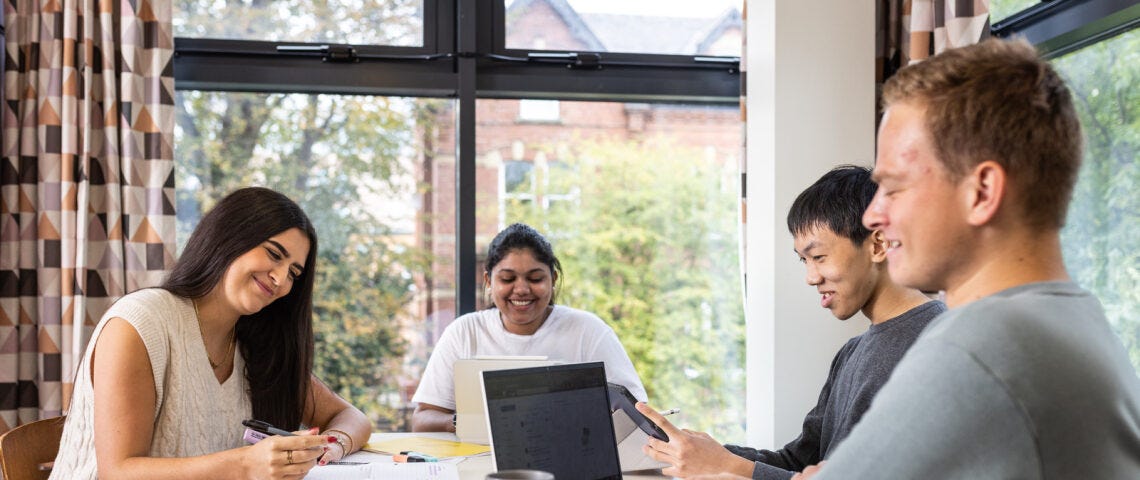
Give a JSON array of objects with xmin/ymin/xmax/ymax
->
[
  {"xmin": 725, "ymin": 300, "xmax": 946, "ymax": 479},
  {"xmin": 815, "ymin": 282, "xmax": 1140, "ymax": 479}
]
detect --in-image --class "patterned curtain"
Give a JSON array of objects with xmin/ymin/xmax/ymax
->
[
  {"xmin": 0, "ymin": 0, "xmax": 175, "ymax": 432},
  {"xmin": 878, "ymin": 0, "xmax": 990, "ymax": 113},
  {"xmin": 907, "ymin": 0, "xmax": 990, "ymax": 63}
]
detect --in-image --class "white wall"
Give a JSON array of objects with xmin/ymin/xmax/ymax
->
[{"xmin": 745, "ymin": 0, "xmax": 876, "ymax": 447}]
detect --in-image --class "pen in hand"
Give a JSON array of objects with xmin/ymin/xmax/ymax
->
[{"xmin": 242, "ymin": 419, "xmax": 297, "ymax": 437}]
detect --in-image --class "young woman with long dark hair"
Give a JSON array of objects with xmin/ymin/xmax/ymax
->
[{"xmin": 51, "ymin": 187, "xmax": 371, "ymax": 480}]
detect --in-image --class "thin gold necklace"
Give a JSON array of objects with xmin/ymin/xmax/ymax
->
[{"xmin": 193, "ymin": 300, "xmax": 236, "ymax": 369}]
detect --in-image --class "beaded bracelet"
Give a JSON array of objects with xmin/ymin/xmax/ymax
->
[{"xmin": 323, "ymin": 428, "xmax": 354, "ymax": 455}]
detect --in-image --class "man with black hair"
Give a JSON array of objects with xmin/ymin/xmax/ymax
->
[{"xmin": 636, "ymin": 165, "xmax": 945, "ymax": 479}]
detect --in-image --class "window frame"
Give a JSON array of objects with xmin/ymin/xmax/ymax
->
[
  {"xmin": 173, "ymin": 0, "xmax": 742, "ymax": 314},
  {"xmin": 993, "ymin": 0, "xmax": 1140, "ymax": 58}
]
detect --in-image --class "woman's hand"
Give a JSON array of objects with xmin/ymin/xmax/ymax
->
[
  {"xmin": 240, "ymin": 429, "xmax": 334, "ymax": 479},
  {"xmin": 317, "ymin": 439, "xmax": 346, "ymax": 465}
]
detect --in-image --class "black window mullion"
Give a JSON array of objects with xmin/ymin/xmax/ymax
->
[
  {"xmin": 455, "ymin": 0, "xmax": 478, "ymax": 315},
  {"xmin": 474, "ymin": 61, "xmax": 739, "ymax": 103},
  {"xmin": 173, "ymin": 40, "xmax": 457, "ymax": 96}
]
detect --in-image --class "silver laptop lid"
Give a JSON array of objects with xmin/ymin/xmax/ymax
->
[{"xmin": 453, "ymin": 356, "xmax": 555, "ymax": 444}]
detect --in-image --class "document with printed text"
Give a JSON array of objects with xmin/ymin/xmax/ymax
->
[{"xmin": 303, "ymin": 462, "xmax": 460, "ymax": 480}]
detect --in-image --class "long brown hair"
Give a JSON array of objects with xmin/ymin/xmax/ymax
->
[{"xmin": 162, "ymin": 187, "xmax": 318, "ymax": 429}]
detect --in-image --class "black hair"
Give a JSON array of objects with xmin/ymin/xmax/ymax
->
[
  {"xmin": 485, "ymin": 223, "xmax": 563, "ymax": 302},
  {"xmin": 787, "ymin": 165, "xmax": 877, "ymax": 245},
  {"xmin": 162, "ymin": 187, "xmax": 318, "ymax": 430}
]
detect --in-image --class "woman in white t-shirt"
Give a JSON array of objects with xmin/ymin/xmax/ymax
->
[{"xmin": 411, "ymin": 223, "xmax": 647, "ymax": 432}]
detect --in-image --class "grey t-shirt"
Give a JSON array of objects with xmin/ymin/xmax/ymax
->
[
  {"xmin": 725, "ymin": 300, "xmax": 946, "ymax": 479},
  {"xmin": 815, "ymin": 281, "xmax": 1140, "ymax": 479}
]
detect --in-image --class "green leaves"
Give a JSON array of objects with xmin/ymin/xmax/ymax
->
[
  {"xmin": 1055, "ymin": 30, "xmax": 1140, "ymax": 372},
  {"xmin": 504, "ymin": 137, "xmax": 747, "ymax": 441},
  {"xmin": 175, "ymin": 91, "xmax": 430, "ymax": 428}
]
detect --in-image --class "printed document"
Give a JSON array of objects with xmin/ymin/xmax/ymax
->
[{"xmin": 304, "ymin": 462, "xmax": 459, "ymax": 480}]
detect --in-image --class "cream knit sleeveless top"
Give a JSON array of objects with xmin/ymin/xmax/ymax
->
[{"xmin": 50, "ymin": 289, "xmax": 251, "ymax": 480}]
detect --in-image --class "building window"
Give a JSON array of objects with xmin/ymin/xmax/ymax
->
[
  {"xmin": 502, "ymin": 159, "xmax": 538, "ymax": 214},
  {"xmin": 518, "ymin": 99, "xmax": 562, "ymax": 123}
]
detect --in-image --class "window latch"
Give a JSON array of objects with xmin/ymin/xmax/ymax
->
[
  {"xmin": 570, "ymin": 53, "xmax": 601, "ymax": 70},
  {"xmin": 277, "ymin": 44, "xmax": 359, "ymax": 63},
  {"xmin": 525, "ymin": 52, "xmax": 602, "ymax": 70}
]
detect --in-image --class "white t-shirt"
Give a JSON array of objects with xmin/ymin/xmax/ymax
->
[{"xmin": 412, "ymin": 305, "xmax": 647, "ymax": 410}]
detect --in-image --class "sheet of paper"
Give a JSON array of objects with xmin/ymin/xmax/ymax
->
[
  {"xmin": 305, "ymin": 462, "xmax": 459, "ymax": 480},
  {"xmin": 363, "ymin": 435, "xmax": 491, "ymax": 458}
]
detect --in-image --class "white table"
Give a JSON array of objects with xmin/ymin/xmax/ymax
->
[{"xmin": 333, "ymin": 432, "xmax": 669, "ymax": 480}]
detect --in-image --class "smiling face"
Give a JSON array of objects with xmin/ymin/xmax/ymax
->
[
  {"xmin": 863, "ymin": 102, "xmax": 971, "ymax": 293},
  {"xmin": 217, "ymin": 227, "xmax": 310, "ymax": 317},
  {"xmin": 793, "ymin": 226, "xmax": 883, "ymax": 321},
  {"xmin": 485, "ymin": 248, "xmax": 556, "ymax": 335}
]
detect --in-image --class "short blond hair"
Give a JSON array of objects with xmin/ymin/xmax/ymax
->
[{"xmin": 882, "ymin": 38, "xmax": 1082, "ymax": 230}]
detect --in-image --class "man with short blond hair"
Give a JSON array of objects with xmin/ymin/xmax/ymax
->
[{"xmin": 801, "ymin": 38, "xmax": 1140, "ymax": 479}]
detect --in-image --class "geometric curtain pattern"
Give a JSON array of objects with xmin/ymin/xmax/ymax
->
[
  {"xmin": 877, "ymin": 0, "xmax": 990, "ymax": 114},
  {"xmin": 907, "ymin": 0, "xmax": 990, "ymax": 63},
  {"xmin": 0, "ymin": 0, "xmax": 174, "ymax": 432}
]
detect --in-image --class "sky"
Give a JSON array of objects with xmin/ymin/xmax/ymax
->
[{"xmin": 507, "ymin": 0, "xmax": 742, "ymax": 17}]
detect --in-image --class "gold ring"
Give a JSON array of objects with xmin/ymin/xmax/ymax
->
[{"xmin": 286, "ymin": 450, "xmax": 293, "ymax": 464}]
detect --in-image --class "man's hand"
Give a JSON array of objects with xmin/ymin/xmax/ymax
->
[
  {"xmin": 635, "ymin": 402, "xmax": 755, "ymax": 478},
  {"xmin": 790, "ymin": 461, "xmax": 825, "ymax": 479}
]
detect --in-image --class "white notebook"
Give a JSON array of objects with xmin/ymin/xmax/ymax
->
[{"xmin": 304, "ymin": 462, "xmax": 459, "ymax": 480}]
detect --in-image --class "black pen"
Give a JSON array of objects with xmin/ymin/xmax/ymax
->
[{"xmin": 242, "ymin": 419, "xmax": 297, "ymax": 437}]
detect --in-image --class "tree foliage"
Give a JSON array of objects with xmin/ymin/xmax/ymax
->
[
  {"xmin": 1054, "ymin": 29, "xmax": 1140, "ymax": 371},
  {"xmin": 504, "ymin": 137, "xmax": 747, "ymax": 441},
  {"xmin": 175, "ymin": 90, "xmax": 434, "ymax": 428},
  {"xmin": 174, "ymin": 0, "xmax": 423, "ymax": 46}
]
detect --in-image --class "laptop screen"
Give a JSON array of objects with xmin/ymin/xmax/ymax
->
[{"xmin": 482, "ymin": 362, "xmax": 623, "ymax": 480}]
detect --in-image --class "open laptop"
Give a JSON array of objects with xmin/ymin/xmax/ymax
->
[
  {"xmin": 454, "ymin": 356, "xmax": 556, "ymax": 444},
  {"xmin": 481, "ymin": 362, "xmax": 623, "ymax": 480}
]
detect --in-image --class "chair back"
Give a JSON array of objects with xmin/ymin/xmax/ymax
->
[{"xmin": 0, "ymin": 416, "xmax": 65, "ymax": 480}]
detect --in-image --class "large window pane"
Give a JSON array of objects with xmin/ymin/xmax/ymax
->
[
  {"xmin": 505, "ymin": 0, "xmax": 742, "ymax": 57},
  {"xmin": 989, "ymin": 0, "xmax": 1040, "ymax": 23},
  {"xmin": 1054, "ymin": 29, "xmax": 1140, "ymax": 372},
  {"xmin": 466, "ymin": 99, "xmax": 746, "ymax": 441},
  {"xmin": 174, "ymin": 0, "xmax": 424, "ymax": 46},
  {"xmin": 175, "ymin": 92, "xmax": 455, "ymax": 429}
]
